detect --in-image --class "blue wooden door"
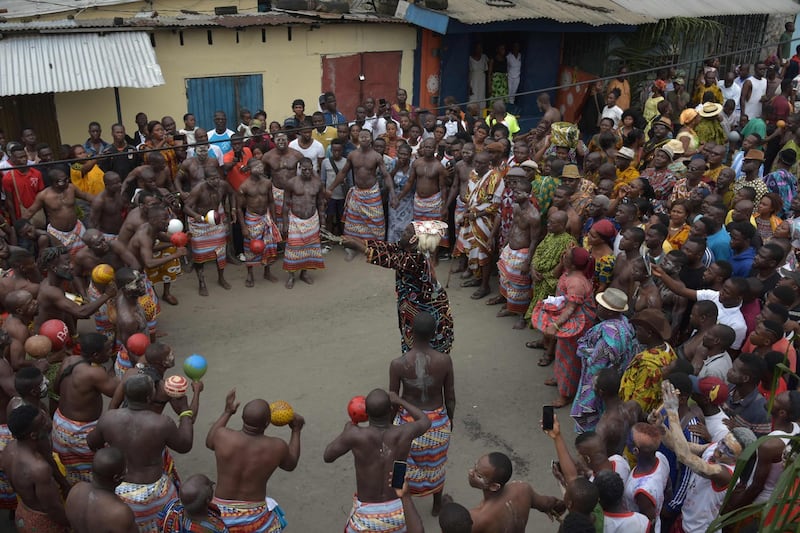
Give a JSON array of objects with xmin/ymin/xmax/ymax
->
[{"xmin": 186, "ymin": 74, "xmax": 263, "ymax": 131}]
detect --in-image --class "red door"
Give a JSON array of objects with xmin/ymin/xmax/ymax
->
[{"xmin": 322, "ymin": 51, "xmax": 402, "ymax": 119}]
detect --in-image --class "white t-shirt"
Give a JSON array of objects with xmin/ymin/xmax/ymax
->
[
  {"xmin": 718, "ymin": 81, "xmax": 742, "ymax": 109},
  {"xmin": 179, "ymin": 127, "xmax": 199, "ymax": 145},
  {"xmin": 704, "ymin": 410, "xmax": 731, "ymax": 443},
  {"xmin": 603, "ymin": 510, "xmax": 650, "ymax": 533},
  {"xmin": 609, "ymin": 454, "xmax": 631, "ymax": 484},
  {"xmin": 289, "ymin": 139, "xmax": 325, "ymax": 173},
  {"xmin": 680, "ymin": 443, "xmax": 735, "ymax": 533},
  {"xmin": 186, "ymin": 145, "xmax": 223, "ymax": 166},
  {"xmin": 698, "ymin": 351, "xmax": 733, "ymax": 382},
  {"xmin": 363, "ymin": 115, "xmax": 388, "ymax": 138},
  {"xmin": 624, "ymin": 451, "xmax": 670, "ymax": 533},
  {"xmin": 695, "ymin": 290, "xmax": 747, "ymax": 349},
  {"xmin": 602, "ymin": 105, "xmax": 623, "ymax": 128},
  {"xmin": 752, "ymin": 422, "xmax": 800, "ymax": 503}
]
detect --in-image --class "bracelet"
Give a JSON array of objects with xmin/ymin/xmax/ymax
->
[{"xmin": 179, "ymin": 410, "xmax": 194, "ymax": 418}]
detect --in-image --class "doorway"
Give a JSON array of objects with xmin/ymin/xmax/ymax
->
[
  {"xmin": 321, "ymin": 51, "xmax": 403, "ymax": 119},
  {"xmin": 186, "ymin": 74, "xmax": 264, "ymax": 131}
]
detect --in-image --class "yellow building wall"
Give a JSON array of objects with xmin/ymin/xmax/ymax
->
[{"xmin": 54, "ymin": 23, "xmax": 417, "ymax": 144}]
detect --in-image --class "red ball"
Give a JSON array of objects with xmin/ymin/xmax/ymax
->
[
  {"xmin": 39, "ymin": 319, "xmax": 69, "ymax": 351},
  {"xmin": 170, "ymin": 231, "xmax": 189, "ymax": 247},
  {"xmin": 126, "ymin": 333, "xmax": 150, "ymax": 357},
  {"xmin": 347, "ymin": 395, "xmax": 368, "ymax": 424},
  {"xmin": 250, "ymin": 239, "xmax": 266, "ymax": 254}
]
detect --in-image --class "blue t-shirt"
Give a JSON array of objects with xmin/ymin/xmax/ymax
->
[
  {"xmin": 707, "ymin": 228, "xmax": 731, "ymax": 261},
  {"xmin": 209, "ymin": 129, "xmax": 234, "ymax": 155},
  {"xmin": 730, "ymin": 247, "xmax": 756, "ymax": 277}
]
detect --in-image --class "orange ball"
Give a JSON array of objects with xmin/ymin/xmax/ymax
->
[
  {"xmin": 91, "ymin": 263, "xmax": 115, "ymax": 285},
  {"xmin": 126, "ymin": 333, "xmax": 150, "ymax": 357},
  {"xmin": 170, "ymin": 231, "xmax": 189, "ymax": 247},
  {"xmin": 270, "ymin": 400, "xmax": 294, "ymax": 426},
  {"xmin": 778, "ymin": 120, "xmax": 787, "ymax": 128},
  {"xmin": 25, "ymin": 335, "xmax": 52, "ymax": 359},
  {"xmin": 250, "ymin": 239, "xmax": 266, "ymax": 254},
  {"xmin": 348, "ymin": 396, "xmax": 368, "ymax": 424}
]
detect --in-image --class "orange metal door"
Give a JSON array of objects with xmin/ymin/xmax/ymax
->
[{"xmin": 322, "ymin": 51, "xmax": 402, "ymax": 119}]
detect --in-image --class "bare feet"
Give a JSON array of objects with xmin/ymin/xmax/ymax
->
[
  {"xmin": 461, "ymin": 278, "xmax": 480, "ymax": 288},
  {"xmin": 245, "ymin": 275, "xmax": 255, "ymax": 288},
  {"xmin": 199, "ymin": 283, "xmax": 209, "ymax": 296},
  {"xmin": 513, "ymin": 317, "xmax": 527, "ymax": 330},
  {"xmin": 218, "ymin": 278, "xmax": 231, "ymax": 290},
  {"xmin": 285, "ymin": 276, "xmax": 295, "ymax": 289},
  {"xmin": 486, "ymin": 295, "xmax": 506, "ymax": 306},
  {"xmin": 264, "ymin": 268, "xmax": 279, "ymax": 282},
  {"xmin": 496, "ymin": 307, "xmax": 515, "ymax": 317},
  {"xmin": 470, "ymin": 287, "xmax": 490, "ymax": 299},
  {"xmin": 299, "ymin": 271, "xmax": 314, "ymax": 285}
]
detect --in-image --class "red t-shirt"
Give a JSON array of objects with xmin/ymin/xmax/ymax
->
[
  {"xmin": 2, "ymin": 166, "xmax": 44, "ymax": 218},
  {"xmin": 223, "ymin": 147, "xmax": 252, "ymax": 192}
]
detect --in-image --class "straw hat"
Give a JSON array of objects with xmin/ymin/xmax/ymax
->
[
  {"xmin": 617, "ymin": 147, "xmax": 635, "ymax": 160},
  {"xmin": 560, "ymin": 164, "xmax": 581, "ymax": 179},
  {"xmin": 596, "ymin": 289, "xmax": 628, "ymax": 313},
  {"xmin": 666, "ymin": 139, "xmax": 684, "ymax": 155},
  {"xmin": 680, "ymin": 109, "xmax": 698, "ymax": 125},
  {"xmin": 698, "ymin": 102, "xmax": 723, "ymax": 118}
]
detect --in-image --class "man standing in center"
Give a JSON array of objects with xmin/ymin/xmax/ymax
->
[
  {"xmin": 282, "ymin": 158, "xmax": 326, "ymax": 289},
  {"xmin": 239, "ymin": 157, "xmax": 281, "ymax": 287},
  {"xmin": 206, "ymin": 390, "xmax": 304, "ymax": 533},
  {"xmin": 389, "ymin": 312, "xmax": 455, "ymax": 517},
  {"xmin": 330, "ymin": 130, "xmax": 393, "ymax": 257},
  {"xmin": 324, "ymin": 389, "xmax": 431, "ymax": 532},
  {"xmin": 262, "ymin": 133, "xmax": 303, "ymax": 232}
]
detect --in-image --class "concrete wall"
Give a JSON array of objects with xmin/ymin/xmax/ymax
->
[{"xmin": 54, "ymin": 23, "xmax": 417, "ymax": 143}]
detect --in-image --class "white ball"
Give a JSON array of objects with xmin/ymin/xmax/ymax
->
[
  {"xmin": 205, "ymin": 210, "xmax": 219, "ymax": 225},
  {"xmin": 167, "ymin": 218, "xmax": 183, "ymax": 235},
  {"xmin": 728, "ymin": 130, "xmax": 741, "ymax": 143}
]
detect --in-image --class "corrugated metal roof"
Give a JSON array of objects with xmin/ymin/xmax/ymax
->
[
  {"xmin": 0, "ymin": 32, "xmax": 164, "ymax": 96},
  {"xmin": 1, "ymin": 0, "xmax": 139, "ymax": 19},
  {"xmin": 443, "ymin": 0, "xmax": 655, "ymax": 26},
  {"xmin": 615, "ymin": 0, "xmax": 800, "ymax": 18}
]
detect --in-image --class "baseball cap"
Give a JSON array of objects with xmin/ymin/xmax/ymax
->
[{"xmin": 689, "ymin": 375, "xmax": 729, "ymax": 406}]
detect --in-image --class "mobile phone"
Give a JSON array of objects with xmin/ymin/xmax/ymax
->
[
  {"xmin": 391, "ymin": 461, "xmax": 407, "ymax": 489},
  {"xmin": 542, "ymin": 405, "xmax": 554, "ymax": 431},
  {"xmin": 379, "ymin": 98, "xmax": 387, "ymax": 105}
]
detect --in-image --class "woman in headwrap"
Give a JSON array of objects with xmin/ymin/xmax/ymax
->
[
  {"xmin": 643, "ymin": 79, "xmax": 667, "ymax": 124},
  {"xmin": 530, "ymin": 247, "xmax": 597, "ymax": 407},
  {"xmin": 676, "ymin": 109, "xmax": 701, "ymax": 157},
  {"xmin": 586, "ymin": 219, "xmax": 617, "ymax": 292}
]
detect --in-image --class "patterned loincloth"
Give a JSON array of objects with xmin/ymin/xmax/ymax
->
[
  {"xmin": 145, "ymin": 247, "xmax": 182, "ymax": 284},
  {"xmin": 115, "ymin": 473, "xmax": 178, "ymax": 533},
  {"xmin": 114, "ymin": 340, "xmax": 133, "ymax": 379},
  {"xmin": 88, "ymin": 281, "xmax": 114, "ymax": 340},
  {"xmin": 140, "ymin": 276, "xmax": 160, "ymax": 336},
  {"xmin": 52, "ymin": 409, "xmax": 97, "ymax": 485},
  {"xmin": 453, "ymin": 197, "xmax": 472, "ymax": 257},
  {"xmin": 414, "ymin": 191, "xmax": 449, "ymax": 248},
  {"xmin": 498, "ymin": 245, "xmax": 532, "ymax": 315},
  {"xmin": 244, "ymin": 210, "xmax": 281, "ymax": 267},
  {"xmin": 102, "ymin": 232, "xmax": 118, "ymax": 241},
  {"xmin": 212, "ymin": 497, "xmax": 284, "ymax": 533},
  {"xmin": 344, "ymin": 183, "xmax": 385, "ymax": 240},
  {"xmin": 188, "ymin": 218, "xmax": 227, "ymax": 268},
  {"xmin": 345, "ymin": 496, "xmax": 406, "ymax": 533},
  {"xmin": 47, "ymin": 220, "xmax": 86, "ymax": 254},
  {"xmin": 15, "ymin": 500, "xmax": 66, "ymax": 532},
  {"xmin": 160, "ymin": 498, "xmax": 228, "ymax": 533},
  {"xmin": 0, "ymin": 425, "xmax": 16, "ymax": 510},
  {"xmin": 394, "ymin": 406, "xmax": 451, "ymax": 496},
  {"xmin": 272, "ymin": 187, "xmax": 285, "ymax": 230},
  {"xmin": 283, "ymin": 212, "xmax": 324, "ymax": 273}
]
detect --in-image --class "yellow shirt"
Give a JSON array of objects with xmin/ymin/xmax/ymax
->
[
  {"xmin": 70, "ymin": 164, "xmax": 105, "ymax": 195},
  {"xmin": 312, "ymin": 126, "xmax": 338, "ymax": 151}
]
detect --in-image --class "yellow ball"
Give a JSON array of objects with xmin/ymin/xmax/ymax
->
[
  {"xmin": 270, "ymin": 401, "xmax": 294, "ymax": 426},
  {"xmin": 92, "ymin": 264, "xmax": 115, "ymax": 285},
  {"xmin": 777, "ymin": 120, "xmax": 787, "ymax": 129}
]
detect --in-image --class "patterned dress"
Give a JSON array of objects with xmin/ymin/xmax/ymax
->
[
  {"xmin": 365, "ymin": 241, "xmax": 454, "ymax": 354},
  {"xmin": 619, "ymin": 343, "xmax": 677, "ymax": 414},
  {"xmin": 763, "ymin": 168, "xmax": 797, "ymax": 218},
  {"xmin": 387, "ymin": 167, "xmax": 414, "ymax": 243}
]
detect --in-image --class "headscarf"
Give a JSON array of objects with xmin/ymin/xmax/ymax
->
[{"xmin": 591, "ymin": 219, "xmax": 617, "ymax": 244}]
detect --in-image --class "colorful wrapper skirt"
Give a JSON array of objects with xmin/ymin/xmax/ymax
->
[
  {"xmin": 115, "ymin": 474, "xmax": 178, "ymax": 533},
  {"xmin": 413, "ymin": 191, "xmax": 449, "ymax": 248},
  {"xmin": 188, "ymin": 219, "xmax": 227, "ymax": 268},
  {"xmin": 344, "ymin": 183, "xmax": 385, "ymax": 240},
  {"xmin": 497, "ymin": 245, "xmax": 532, "ymax": 314},
  {"xmin": 87, "ymin": 281, "xmax": 114, "ymax": 340},
  {"xmin": 15, "ymin": 500, "xmax": 66, "ymax": 532},
  {"xmin": 453, "ymin": 197, "xmax": 471, "ymax": 257},
  {"xmin": 114, "ymin": 340, "xmax": 133, "ymax": 378},
  {"xmin": 244, "ymin": 210, "xmax": 281, "ymax": 267},
  {"xmin": 145, "ymin": 247, "xmax": 182, "ymax": 284},
  {"xmin": 345, "ymin": 496, "xmax": 406, "ymax": 533},
  {"xmin": 47, "ymin": 220, "xmax": 86, "ymax": 255},
  {"xmin": 212, "ymin": 497, "xmax": 283, "ymax": 533},
  {"xmin": 51, "ymin": 409, "xmax": 96, "ymax": 485},
  {"xmin": 273, "ymin": 187, "xmax": 285, "ymax": 230},
  {"xmin": 283, "ymin": 212, "xmax": 324, "ymax": 272},
  {"xmin": 394, "ymin": 406, "xmax": 451, "ymax": 496},
  {"xmin": 0, "ymin": 424, "xmax": 16, "ymax": 510}
]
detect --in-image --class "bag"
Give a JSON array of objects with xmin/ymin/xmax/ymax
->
[{"xmin": 11, "ymin": 170, "xmax": 46, "ymax": 229}]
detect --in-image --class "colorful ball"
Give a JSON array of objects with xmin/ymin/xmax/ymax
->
[
  {"xmin": 270, "ymin": 400, "xmax": 294, "ymax": 426},
  {"xmin": 164, "ymin": 375, "xmax": 189, "ymax": 398},
  {"xmin": 126, "ymin": 333, "xmax": 150, "ymax": 357},
  {"xmin": 777, "ymin": 120, "xmax": 787, "ymax": 129},
  {"xmin": 167, "ymin": 218, "xmax": 184, "ymax": 235},
  {"xmin": 170, "ymin": 231, "xmax": 189, "ymax": 247},
  {"xmin": 250, "ymin": 239, "xmax": 266, "ymax": 254},
  {"xmin": 39, "ymin": 319, "xmax": 69, "ymax": 351},
  {"xmin": 91, "ymin": 263, "xmax": 115, "ymax": 285},
  {"xmin": 183, "ymin": 354, "xmax": 208, "ymax": 381},
  {"xmin": 205, "ymin": 210, "xmax": 220, "ymax": 225},
  {"xmin": 347, "ymin": 395, "xmax": 368, "ymax": 424},
  {"xmin": 25, "ymin": 335, "xmax": 52, "ymax": 359}
]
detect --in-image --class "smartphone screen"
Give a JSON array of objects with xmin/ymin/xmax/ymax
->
[
  {"xmin": 391, "ymin": 461, "xmax": 407, "ymax": 489},
  {"xmin": 542, "ymin": 405, "xmax": 554, "ymax": 431}
]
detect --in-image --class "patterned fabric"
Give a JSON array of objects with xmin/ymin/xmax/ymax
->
[
  {"xmin": 212, "ymin": 498, "xmax": 283, "ymax": 533},
  {"xmin": 115, "ymin": 474, "xmax": 178, "ymax": 533},
  {"xmin": 0, "ymin": 424, "xmax": 16, "ymax": 510},
  {"xmin": 387, "ymin": 169, "xmax": 413, "ymax": 243},
  {"xmin": 344, "ymin": 183, "xmax": 385, "ymax": 240},
  {"xmin": 669, "ymin": 179, "xmax": 711, "ymax": 204},
  {"xmin": 51, "ymin": 409, "xmax": 96, "ymax": 485},
  {"xmin": 272, "ymin": 188, "xmax": 285, "ymax": 230},
  {"xmin": 667, "ymin": 224, "xmax": 690, "ymax": 250},
  {"xmin": 159, "ymin": 499, "xmax": 229, "ymax": 533},
  {"xmin": 763, "ymin": 168, "xmax": 797, "ymax": 218},
  {"xmin": 145, "ymin": 247, "xmax": 182, "ymax": 284},
  {"xmin": 345, "ymin": 496, "xmax": 406, "ymax": 533},
  {"xmin": 613, "ymin": 167, "xmax": 640, "ymax": 196},
  {"xmin": 498, "ymin": 245, "xmax": 532, "ymax": 314},
  {"xmin": 365, "ymin": 240, "xmax": 454, "ymax": 354},
  {"xmin": 490, "ymin": 72, "xmax": 509, "ymax": 101},
  {"xmin": 394, "ymin": 406, "xmax": 451, "ymax": 496},
  {"xmin": 619, "ymin": 344, "xmax": 677, "ymax": 414},
  {"xmin": 413, "ymin": 191, "xmax": 449, "ymax": 248},
  {"xmin": 143, "ymin": 141, "xmax": 178, "ymax": 180},
  {"xmin": 141, "ymin": 276, "xmax": 160, "ymax": 336},
  {"xmin": 695, "ymin": 118, "xmax": 727, "ymax": 146},
  {"xmin": 756, "ymin": 215, "xmax": 782, "ymax": 240},
  {"xmin": 594, "ymin": 254, "xmax": 616, "ymax": 288},
  {"xmin": 87, "ymin": 281, "xmax": 114, "ymax": 340},
  {"xmin": 570, "ymin": 317, "xmax": 640, "ymax": 432},
  {"xmin": 243, "ymin": 211, "xmax": 280, "ymax": 267},
  {"xmin": 524, "ymin": 232, "xmax": 576, "ymax": 321},
  {"xmin": 453, "ymin": 197, "xmax": 471, "ymax": 257},
  {"xmin": 498, "ymin": 186, "xmax": 515, "ymax": 249},
  {"xmin": 283, "ymin": 212, "xmax": 324, "ymax": 272},
  {"xmin": 466, "ymin": 169, "xmax": 505, "ymax": 274},
  {"xmin": 114, "ymin": 340, "xmax": 133, "ymax": 378},
  {"xmin": 640, "ymin": 167, "xmax": 676, "ymax": 213},
  {"xmin": 15, "ymin": 500, "xmax": 66, "ymax": 532},
  {"xmin": 533, "ymin": 176, "xmax": 561, "ymax": 215},
  {"xmin": 188, "ymin": 218, "xmax": 227, "ymax": 268},
  {"xmin": 732, "ymin": 177, "xmax": 769, "ymax": 207},
  {"xmin": 47, "ymin": 220, "xmax": 86, "ymax": 254}
]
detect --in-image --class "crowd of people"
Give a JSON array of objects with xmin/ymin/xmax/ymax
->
[{"xmin": 1, "ymin": 46, "xmax": 800, "ymax": 532}]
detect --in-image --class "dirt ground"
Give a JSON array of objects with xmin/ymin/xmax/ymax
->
[{"xmin": 117, "ymin": 246, "xmax": 576, "ymax": 531}]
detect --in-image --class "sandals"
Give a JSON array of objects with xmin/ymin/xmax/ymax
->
[
  {"xmin": 538, "ymin": 355, "xmax": 554, "ymax": 367},
  {"xmin": 526, "ymin": 340, "xmax": 545, "ymax": 349}
]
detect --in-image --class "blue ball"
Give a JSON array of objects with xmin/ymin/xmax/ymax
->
[{"xmin": 183, "ymin": 354, "xmax": 208, "ymax": 381}]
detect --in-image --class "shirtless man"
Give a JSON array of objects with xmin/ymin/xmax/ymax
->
[
  {"xmin": 176, "ymin": 143, "xmax": 218, "ymax": 193},
  {"xmin": 4, "ymin": 289, "xmax": 47, "ymax": 371},
  {"xmin": 262, "ymin": 132, "xmax": 303, "ymax": 230},
  {"xmin": 65, "ymin": 447, "xmax": 138, "ymax": 533},
  {"xmin": 593, "ymin": 368, "xmax": 643, "ymax": 456},
  {"xmin": 329, "ymin": 130, "xmax": 393, "ymax": 256},
  {"xmin": 239, "ymin": 157, "xmax": 281, "ymax": 287},
  {"xmin": 144, "ymin": 151, "xmax": 176, "ymax": 192},
  {"xmin": 24, "ymin": 169, "xmax": 94, "ymax": 255},
  {"xmin": 389, "ymin": 312, "xmax": 455, "ymax": 515},
  {"xmin": 183, "ymin": 168, "xmax": 237, "ymax": 295},
  {"xmin": 488, "ymin": 176, "xmax": 540, "ymax": 329},
  {"xmin": 397, "ymin": 138, "xmax": 450, "ymax": 251},
  {"xmin": 610, "ymin": 227, "xmax": 645, "ymax": 297},
  {"xmin": 206, "ymin": 389, "xmax": 304, "ymax": 531},
  {"xmin": 630, "ymin": 257, "xmax": 662, "ymax": 313},
  {"xmin": 122, "ymin": 165, "xmax": 181, "ymax": 215},
  {"xmin": 34, "ymin": 246, "xmax": 114, "ymax": 335},
  {"xmin": 87, "ymin": 375, "xmax": 195, "ymax": 532},
  {"xmin": 547, "ymin": 185, "xmax": 581, "ymax": 240},
  {"xmin": 73, "ymin": 229, "xmax": 140, "ymax": 298},
  {"xmin": 282, "ymin": 158, "xmax": 326, "ymax": 288},
  {"xmin": 0, "ymin": 247, "xmax": 41, "ymax": 301},
  {"xmin": 53, "ymin": 333, "xmax": 118, "ymax": 484},
  {"xmin": 324, "ymin": 389, "xmax": 431, "ymax": 532},
  {"xmin": 89, "ymin": 171, "xmax": 126, "ymax": 238},
  {"xmin": 112, "ymin": 267, "xmax": 149, "ymax": 377},
  {"xmin": 678, "ymin": 300, "xmax": 718, "ymax": 363},
  {"xmin": 467, "ymin": 451, "xmax": 565, "ymax": 532},
  {"xmin": 117, "ymin": 191, "xmax": 160, "ymax": 245},
  {"xmin": 1, "ymin": 405, "xmax": 70, "ymax": 530},
  {"xmin": 447, "ymin": 142, "xmax": 475, "ymax": 274}
]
